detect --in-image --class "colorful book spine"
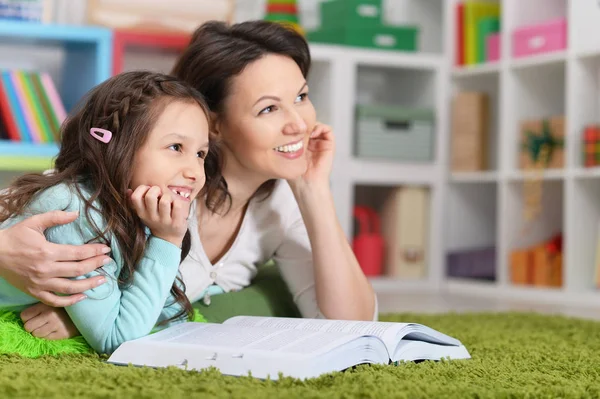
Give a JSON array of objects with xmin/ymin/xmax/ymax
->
[
  {"xmin": 0, "ymin": 74, "xmax": 19, "ymax": 141},
  {"xmin": 10, "ymin": 70, "xmax": 40, "ymax": 142},
  {"xmin": 0, "ymin": 70, "xmax": 30, "ymax": 142},
  {"xmin": 0, "ymin": 69, "xmax": 67, "ymax": 144},
  {"xmin": 456, "ymin": 3, "xmax": 465, "ymax": 66},
  {"xmin": 456, "ymin": 1, "xmax": 501, "ymax": 66}
]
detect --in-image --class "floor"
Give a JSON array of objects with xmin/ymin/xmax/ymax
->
[{"xmin": 376, "ymin": 291, "xmax": 600, "ymax": 320}]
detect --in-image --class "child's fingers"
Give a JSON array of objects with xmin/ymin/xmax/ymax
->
[
  {"xmin": 30, "ymin": 322, "xmax": 56, "ymax": 338},
  {"xmin": 129, "ymin": 185, "xmax": 150, "ymax": 216},
  {"xmin": 143, "ymin": 186, "xmax": 162, "ymax": 221},
  {"xmin": 23, "ymin": 313, "xmax": 49, "ymax": 334},
  {"xmin": 158, "ymin": 191, "xmax": 174, "ymax": 224},
  {"xmin": 20, "ymin": 302, "xmax": 46, "ymax": 323},
  {"xmin": 171, "ymin": 199, "xmax": 189, "ymax": 225}
]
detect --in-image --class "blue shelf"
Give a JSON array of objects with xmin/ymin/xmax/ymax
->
[
  {"xmin": 0, "ymin": 20, "xmax": 111, "ymax": 43},
  {"xmin": 0, "ymin": 20, "xmax": 113, "ymax": 111},
  {"xmin": 0, "ymin": 141, "xmax": 59, "ymax": 157}
]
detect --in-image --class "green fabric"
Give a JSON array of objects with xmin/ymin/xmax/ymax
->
[
  {"xmin": 0, "ymin": 309, "xmax": 207, "ymax": 358},
  {"xmin": 195, "ymin": 264, "xmax": 302, "ymax": 323},
  {"xmin": 1, "ymin": 312, "xmax": 600, "ymax": 398},
  {"xmin": 0, "ymin": 310, "xmax": 94, "ymax": 358}
]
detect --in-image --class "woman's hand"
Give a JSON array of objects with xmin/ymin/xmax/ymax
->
[
  {"xmin": 20, "ymin": 302, "xmax": 80, "ymax": 340},
  {"xmin": 289, "ymin": 123, "xmax": 335, "ymax": 191},
  {"xmin": 0, "ymin": 211, "xmax": 111, "ymax": 307},
  {"xmin": 128, "ymin": 185, "xmax": 189, "ymax": 247}
]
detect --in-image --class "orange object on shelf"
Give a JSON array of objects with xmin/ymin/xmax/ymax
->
[
  {"xmin": 510, "ymin": 234, "xmax": 563, "ymax": 288},
  {"xmin": 510, "ymin": 249, "xmax": 532, "ymax": 285}
]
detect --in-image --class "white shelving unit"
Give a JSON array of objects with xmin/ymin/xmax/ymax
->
[
  {"xmin": 303, "ymin": 3, "xmax": 449, "ymax": 292},
  {"xmin": 442, "ymin": 0, "xmax": 600, "ymax": 308}
]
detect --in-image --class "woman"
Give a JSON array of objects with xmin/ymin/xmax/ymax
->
[
  {"xmin": 172, "ymin": 20, "xmax": 375, "ymax": 320},
  {"xmin": 0, "ymin": 20, "xmax": 376, "ymax": 335}
]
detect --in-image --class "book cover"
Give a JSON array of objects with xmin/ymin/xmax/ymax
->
[
  {"xmin": 0, "ymin": 73, "xmax": 20, "ymax": 141},
  {"xmin": 464, "ymin": 1, "xmax": 500, "ymax": 65}
]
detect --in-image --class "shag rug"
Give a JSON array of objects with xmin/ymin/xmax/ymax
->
[{"xmin": 1, "ymin": 311, "xmax": 599, "ymax": 398}]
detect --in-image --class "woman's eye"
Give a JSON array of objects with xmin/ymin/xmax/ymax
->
[
  {"xmin": 259, "ymin": 105, "xmax": 275, "ymax": 115},
  {"xmin": 168, "ymin": 144, "xmax": 183, "ymax": 152},
  {"xmin": 295, "ymin": 93, "xmax": 308, "ymax": 103},
  {"xmin": 197, "ymin": 150, "xmax": 207, "ymax": 159}
]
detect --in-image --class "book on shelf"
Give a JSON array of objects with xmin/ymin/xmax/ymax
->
[
  {"xmin": 0, "ymin": 69, "xmax": 66, "ymax": 145},
  {"xmin": 107, "ymin": 315, "xmax": 471, "ymax": 380}
]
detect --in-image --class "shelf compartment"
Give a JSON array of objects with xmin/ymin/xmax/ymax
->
[
  {"xmin": 570, "ymin": 56, "xmax": 600, "ymax": 168},
  {"xmin": 0, "ymin": 21, "xmax": 112, "ymax": 112},
  {"xmin": 506, "ymin": 179, "xmax": 564, "ymax": 289},
  {"xmin": 353, "ymin": 184, "xmax": 431, "ymax": 281},
  {"xmin": 112, "ymin": 29, "xmax": 190, "ymax": 75},
  {"xmin": 568, "ymin": 178, "xmax": 600, "ymax": 292},
  {"xmin": 445, "ymin": 182, "xmax": 497, "ymax": 282},
  {"xmin": 509, "ymin": 61, "xmax": 566, "ymax": 174},
  {"xmin": 353, "ymin": 66, "xmax": 437, "ymax": 164}
]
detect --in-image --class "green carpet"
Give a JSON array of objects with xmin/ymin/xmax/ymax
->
[{"xmin": 1, "ymin": 312, "xmax": 600, "ymax": 398}]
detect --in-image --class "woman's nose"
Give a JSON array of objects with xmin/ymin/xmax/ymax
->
[{"xmin": 283, "ymin": 111, "xmax": 308, "ymax": 135}]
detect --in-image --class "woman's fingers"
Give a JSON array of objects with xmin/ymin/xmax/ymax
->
[
  {"xmin": 49, "ymin": 242, "xmax": 111, "ymax": 263},
  {"xmin": 36, "ymin": 291, "xmax": 87, "ymax": 307},
  {"xmin": 50, "ymin": 255, "xmax": 111, "ymax": 278}
]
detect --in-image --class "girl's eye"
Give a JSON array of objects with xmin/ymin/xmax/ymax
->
[
  {"xmin": 168, "ymin": 144, "xmax": 182, "ymax": 152},
  {"xmin": 259, "ymin": 105, "xmax": 276, "ymax": 115},
  {"xmin": 295, "ymin": 93, "xmax": 308, "ymax": 103},
  {"xmin": 197, "ymin": 150, "xmax": 207, "ymax": 159}
]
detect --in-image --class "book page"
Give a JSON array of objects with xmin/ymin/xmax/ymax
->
[
  {"xmin": 223, "ymin": 316, "xmax": 406, "ymax": 353},
  {"xmin": 137, "ymin": 322, "xmax": 365, "ymax": 356}
]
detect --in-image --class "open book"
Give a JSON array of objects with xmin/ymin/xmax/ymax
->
[{"xmin": 107, "ymin": 316, "xmax": 471, "ymax": 380}]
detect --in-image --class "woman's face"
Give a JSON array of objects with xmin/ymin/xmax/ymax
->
[{"xmin": 217, "ymin": 54, "xmax": 317, "ymax": 181}]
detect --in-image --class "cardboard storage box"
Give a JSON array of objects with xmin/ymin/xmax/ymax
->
[
  {"xmin": 519, "ymin": 116, "xmax": 565, "ymax": 170},
  {"xmin": 451, "ymin": 92, "xmax": 489, "ymax": 171}
]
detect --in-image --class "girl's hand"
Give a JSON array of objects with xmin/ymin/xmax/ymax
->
[
  {"xmin": 127, "ymin": 186, "xmax": 189, "ymax": 247},
  {"xmin": 290, "ymin": 123, "xmax": 335, "ymax": 190},
  {"xmin": 20, "ymin": 302, "xmax": 80, "ymax": 340}
]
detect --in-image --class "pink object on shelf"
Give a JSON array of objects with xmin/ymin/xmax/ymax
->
[
  {"xmin": 487, "ymin": 33, "xmax": 500, "ymax": 62},
  {"xmin": 512, "ymin": 18, "xmax": 567, "ymax": 58}
]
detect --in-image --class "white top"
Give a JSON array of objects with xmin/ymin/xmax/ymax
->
[{"xmin": 178, "ymin": 179, "xmax": 378, "ymax": 320}]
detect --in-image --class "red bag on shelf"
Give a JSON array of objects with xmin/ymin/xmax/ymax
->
[{"xmin": 352, "ymin": 206, "xmax": 384, "ymax": 276}]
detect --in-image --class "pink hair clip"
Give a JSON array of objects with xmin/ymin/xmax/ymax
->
[{"xmin": 90, "ymin": 127, "xmax": 112, "ymax": 143}]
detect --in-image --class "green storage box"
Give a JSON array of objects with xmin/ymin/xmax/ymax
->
[
  {"xmin": 354, "ymin": 104, "xmax": 435, "ymax": 162},
  {"xmin": 307, "ymin": 25, "xmax": 418, "ymax": 52},
  {"xmin": 320, "ymin": 0, "xmax": 383, "ymax": 30}
]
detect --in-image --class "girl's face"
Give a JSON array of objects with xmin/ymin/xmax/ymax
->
[
  {"xmin": 216, "ymin": 54, "xmax": 317, "ymax": 181},
  {"xmin": 130, "ymin": 100, "xmax": 210, "ymax": 203}
]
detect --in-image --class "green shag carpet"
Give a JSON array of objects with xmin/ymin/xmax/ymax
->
[{"xmin": 2, "ymin": 311, "xmax": 600, "ymax": 398}]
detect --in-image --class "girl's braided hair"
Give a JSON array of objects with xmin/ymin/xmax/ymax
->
[{"xmin": 0, "ymin": 70, "xmax": 211, "ymax": 324}]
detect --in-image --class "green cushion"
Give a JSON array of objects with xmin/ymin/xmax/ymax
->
[{"xmin": 193, "ymin": 264, "xmax": 302, "ymax": 323}]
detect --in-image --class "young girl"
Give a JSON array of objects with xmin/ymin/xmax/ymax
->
[{"xmin": 0, "ymin": 70, "xmax": 210, "ymax": 355}]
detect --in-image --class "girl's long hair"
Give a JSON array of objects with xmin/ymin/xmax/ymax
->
[{"xmin": 0, "ymin": 71, "xmax": 211, "ymax": 324}]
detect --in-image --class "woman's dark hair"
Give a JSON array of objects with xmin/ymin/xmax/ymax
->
[
  {"xmin": 0, "ymin": 70, "xmax": 210, "ymax": 325},
  {"xmin": 171, "ymin": 20, "xmax": 312, "ymax": 213}
]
